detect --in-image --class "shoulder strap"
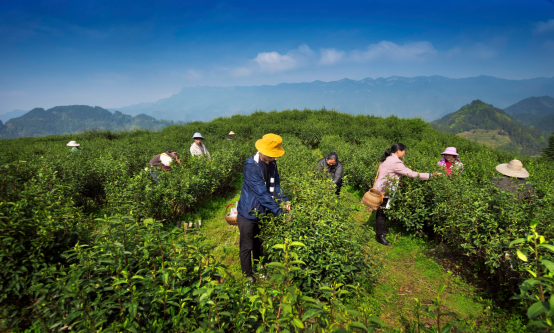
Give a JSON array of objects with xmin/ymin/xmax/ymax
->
[{"xmin": 372, "ymin": 164, "xmax": 382, "ymax": 188}]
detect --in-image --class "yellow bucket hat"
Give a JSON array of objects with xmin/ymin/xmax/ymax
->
[{"xmin": 255, "ymin": 133, "xmax": 285, "ymax": 157}]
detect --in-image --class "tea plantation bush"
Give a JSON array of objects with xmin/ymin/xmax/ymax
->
[
  {"xmin": 320, "ymin": 127, "xmax": 553, "ymax": 291},
  {"xmin": 262, "ymin": 137, "xmax": 374, "ymax": 293},
  {"xmin": 1, "ymin": 109, "xmax": 553, "ymax": 330},
  {"xmin": 27, "ymin": 217, "xmax": 383, "ymax": 332},
  {"xmin": 1, "ymin": 164, "xmax": 91, "ymax": 327}
]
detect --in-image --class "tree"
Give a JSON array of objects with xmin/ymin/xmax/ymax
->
[{"xmin": 543, "ymin": 134, "xmax": 554, "ymax": 160}]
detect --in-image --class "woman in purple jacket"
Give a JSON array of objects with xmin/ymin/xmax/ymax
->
[{"xmin": 374, "ymin": 143, "xmax": 441, "ymax": 245}]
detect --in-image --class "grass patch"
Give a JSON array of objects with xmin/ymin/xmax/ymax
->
[{"xmin": 178, "ymin": 175, "xmax": 243, "ymax": 275}]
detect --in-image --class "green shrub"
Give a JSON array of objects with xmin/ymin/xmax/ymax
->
[
  {"xmin": 27, "ymin": 217, "xmax": 382, "ymax": 332},
  {"xmin": 0, "ymin": 167, "xmax": 90, "ymax": 328},
  {"xmin": 261, "ymin": 137, "xmax": 375, "ymax": 294}
]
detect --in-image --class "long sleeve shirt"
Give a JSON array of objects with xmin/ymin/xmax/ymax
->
[
  {"xmin": 190, "ymin": 143, "xmax": 211, "ymax": 158},
  {"xmin": 374, "ymin": 154, "xmax": 430, "ymax": 197}
]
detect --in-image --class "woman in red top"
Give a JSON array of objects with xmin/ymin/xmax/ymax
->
[{"xmin": 437, "ymin": 147, "xmax": 464, "ymax": 176}]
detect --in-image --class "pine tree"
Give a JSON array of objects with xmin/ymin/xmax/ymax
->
[{"xmin": 543, "ymin": 134, "xmax": 554, "ymax": 160}]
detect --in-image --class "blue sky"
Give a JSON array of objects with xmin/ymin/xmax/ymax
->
[{"xmin": 1, "ymin": 0, "xmax": 554, "ymax": 114}]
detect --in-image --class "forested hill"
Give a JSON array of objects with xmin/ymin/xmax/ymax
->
[
  {"xmin": 504, "ymin": 96, "xmax": 554, "ymax": 134},
  {"xmin": 0, "ymin": 105, "xmax": 175, "ymax": 139},
  {"xmin": 431, "ymin": 100, "xmax": 547, "ymax": 156}
]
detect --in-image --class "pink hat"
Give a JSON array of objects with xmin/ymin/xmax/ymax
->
[{"xmin": 440, "ymin": 147, "xmax": 458, "ymax": 156}]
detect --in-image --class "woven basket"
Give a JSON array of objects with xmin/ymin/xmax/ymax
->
[
  {"xmin": 360, "ymin": 164, "xmax": 384, "ymax": 210},
  {"xmin": 224, "ymin": 203, "xmax": 238, "ymax": 226},
  {"xmin": 361, "ymin": 188, "xmax": 383, "ymax": 210}
]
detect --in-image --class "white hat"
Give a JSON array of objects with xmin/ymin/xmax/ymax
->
[
  {"xmin": 67, "ymin": 141, "xmax": 80, "ymax": 147},
  {"xmin": 192, "ymin": 132, "xmax": 205, "ymax": 139},
  {"xmin": 496, "ymin": 160, "xmax": 529, "ymax": 178},
  {"xmin": 229, "ymin": 131, "xmax": 235, "ymax": 135}
]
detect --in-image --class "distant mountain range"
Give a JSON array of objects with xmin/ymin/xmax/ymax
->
[
  {"xmin": 504, "ymin": 96, "xmax": 554, "ymax": 134},
  {"xmin": 0, "ymin": 105, "xmax": 175, "ymax": 139},
  {"xmin": 112, "ymin": 75, "xmax": 554, "ymax": 122},
  {"xmin": 0, "ymin": 109, "xmax": 28, "ymax": 123},
  {"xmin": 431, "ymin": 100, "xmax": 547, "ymax": 156}
]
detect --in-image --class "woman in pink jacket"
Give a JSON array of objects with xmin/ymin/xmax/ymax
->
[{"xmin": 374, "ymin": 143, "xmax": 441, "ymax": 245}]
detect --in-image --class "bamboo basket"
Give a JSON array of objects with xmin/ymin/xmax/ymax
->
[
  {"xmin": 360, "ymin": 164, "xmax": 384, "ymax": 210},
  {"xmin": 361, "ymin": 188, "xmax": 383, "ymax": 210},
  {"xmin": 224, "ymin": 203, "xmax": 238, "ymax": 226}
]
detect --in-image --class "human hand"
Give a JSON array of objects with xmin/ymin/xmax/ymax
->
[
  {"xmin": 432, "ymin": 172, "xmax": 442, "ymax": 177},
  {"xmin": 284, "ymin": 203, "xmax": 291, "ymax": 211}
]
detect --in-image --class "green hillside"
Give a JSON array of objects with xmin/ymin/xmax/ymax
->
[
  {"xmin": 504, "ymin": 95, "xmax": 554, "ymax": 134},
  {"xmin": 431, "ymin": 99, "xmax": 547, "ymax": 155},
  {"xmin": 2, "ymin": 109, "xmax": 553, "ymax": 332},
  {"xmin": 0, "ymin": 105, "xmax": 174, "ymax": 139}
]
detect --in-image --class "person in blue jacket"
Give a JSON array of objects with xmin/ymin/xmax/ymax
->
[{"xmin": 237, "ymin": 133, "xmax": 291, "ymax": 282}]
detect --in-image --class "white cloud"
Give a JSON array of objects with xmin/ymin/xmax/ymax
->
[
  {"xmin": 232, "ymin": 41, "xmax": 436, "ymax": 76},
  {"xmin": 253, "ymin": 51, "xmax": 298, "ymax": 73},
  {"xmin": 350, "ymin": 41, "xmax": 436, "ymax": 62},
  {"xmin": 319, "ymin": 48, "xmax": 345, "ymax": 65},
  {"xmin": 233, "ymin": 45, "xmax": 315, "ymax": 76},
  {"xmin": 534, "ymin": 19, "xmax": 554, "ymax": 34}
]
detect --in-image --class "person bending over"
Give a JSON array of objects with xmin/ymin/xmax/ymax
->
[{"xmin": 317, "ymin": 152, "xmax": 343, "ymax": 194}]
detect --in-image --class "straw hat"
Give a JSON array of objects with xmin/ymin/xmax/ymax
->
[
  {"xmin": 66, "ymin": 141, "xmax": 80, "ymax": 147},
  {"xmin": 228, "ymin": 131, "xmax": 235, "ymax": 135},
  {"xmin": 441, "ymin": 147, "xmax": 459, "ymax": 156},
  {"xmin": 192, "ymin": 132, "xmax": 205, "ymax": 139},
  {"xmin": 255, "ymin": 134, "xmax": 285, "ymax": 157},
  {"xmin": 496, "ymin": 160, "xmax": 529, "ymax": 178}
]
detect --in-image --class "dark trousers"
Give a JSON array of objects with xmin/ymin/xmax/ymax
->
[
  {"xmin": 375, "ymin": 198, "xmax": 389, "ymax": 236},
  {"xmin": 237, "ymin": 214, "xmax": 262, "ymax": 277}
]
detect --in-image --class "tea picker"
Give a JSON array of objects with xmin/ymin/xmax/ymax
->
[
  {"xmin": 147, "ymin": 151, "xmax": 181, "ymax": 183},
  {"xmin": 235, "ymin": 134, "xmax": 291, "ymax": 283},
  {"xmin": 317, "ymin": 152, "xmax": 343, "ymax": 195},
  {"xmin": 190, "ymin": 132, "xmax": 211, "ymax": 160},
  {"xmin": 67, "ymin": 141, "xmax": 81, "ymax": 153},
  {"xmin": 363, "ymin": 143, "xmax": 441, "ymax": 246}
]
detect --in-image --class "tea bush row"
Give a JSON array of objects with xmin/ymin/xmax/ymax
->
[
  {"xmin": 319, "ymin": 132, "xmax": 553, "ymax": 291},
  {"xmin": 262, "ymin": 136, "xmax": 375, "ymax": 294},
  {"xmin": 26, "ymin": 216, "xmax": 383, "ymax": 332},
  {"xmin": 1, "ymin": 109, "xmax": 551, "ymax": 330}
]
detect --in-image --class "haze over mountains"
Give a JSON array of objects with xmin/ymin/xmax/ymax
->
[
  {"xmin": 504, "ymin": 96, "xmax": 554, "ymax": 135},
  {"xmin": 112, "ymin": 75, "xmax": 554, "ymax": 122}
]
